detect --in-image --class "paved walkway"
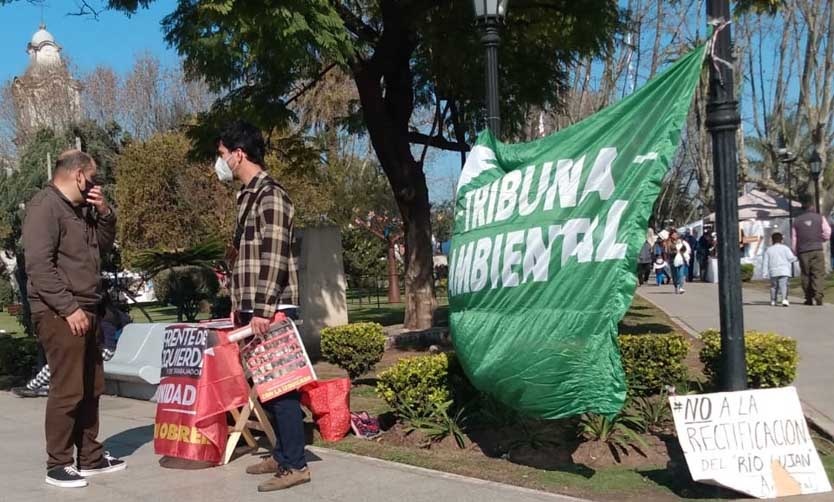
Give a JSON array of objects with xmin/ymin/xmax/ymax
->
[
  {"xmin": 637, "ymin": 281, "xmax": 834, "ymax": 435},
  {"xmin": 0, "ymin": 392, "xmax": 584, "ymax": 502}
]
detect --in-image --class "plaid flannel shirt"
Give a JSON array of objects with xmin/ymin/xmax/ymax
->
[{"xmin": 230, "ymin": 171, "xmax": 299, "ymax": 318}]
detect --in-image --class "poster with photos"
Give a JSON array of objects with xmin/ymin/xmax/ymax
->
[{"xmin": 241, "ymin": 318, "xmax": 316, "ymax": 401}]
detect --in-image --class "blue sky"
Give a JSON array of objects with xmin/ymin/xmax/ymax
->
[{"xmin": 0, "ymin": 1, "xmax": 179, "ymax": 82}]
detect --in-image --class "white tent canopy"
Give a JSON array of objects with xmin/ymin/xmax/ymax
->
[{"xmin": 704, "ymin": 189, "xmax": 801, "ymax": 222}]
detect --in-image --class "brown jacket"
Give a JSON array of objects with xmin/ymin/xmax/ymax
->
[{"xmin": 22, "ymin": 184, "xmax": 116, "ymax": 317}]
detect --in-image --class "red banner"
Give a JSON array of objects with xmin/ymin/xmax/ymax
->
[
  {"xmin": 153, "ymin": 324, "xmax": 248, "ymax": 464},
  {"xmin": 240, "ymin": 318, "xmax": 317, "ymax": 402}
]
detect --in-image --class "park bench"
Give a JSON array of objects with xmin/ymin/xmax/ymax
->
[{"xmin": 104, "ymin": 323, "xmax": 167, "ymax": 400}]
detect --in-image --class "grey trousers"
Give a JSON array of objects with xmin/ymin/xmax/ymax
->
[{"xmin": 770, "ymin": 276, "xmax": 789, "ymax": 303}]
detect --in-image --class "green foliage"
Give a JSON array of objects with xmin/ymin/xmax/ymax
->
[
  {"xmin": 579, "ymin": 409, "xmax": 648, "ymax": 452},
  {"xmin": 431, "ymin": 200, "xmax": 455, "ymax": 244},
  {"xmin": 133, "ymin": 239, "xmax": 225, "ymax": 277},
  {"xmin": 152, "ymin": 266, "xmax": 219, "ymax": 322},
  {"xmin": 320, "ymin": 322, "xmax": 386, "ymax": 380},
  {"xmin": 0, "ymin": 335, "xmax": 37, "ymax": 378},
  {"xmin": 115, "ymin": 132, "xmax": 235, "ymax": 267},
  {"xmin": 473, "ymin": 393, "xmax": 520, "ymax": 428},
  {"xmin": 619, "ymin": 334, "xmax": 690, "ymax": 396},
  {"xmin": 700, "ymin": 330, "xmax": 798, "ymax": 389},
  {"xmin": 740, "ymin": 263, "xmax": 755, "ymax": 282},
  {"xmin": 342, "ymin": 227, "xmax": 387, "ymax": 281},
  {"xmin": 628, "ymin": 389, "xmax": 672, "ymax": 434},
  {"xmin": 0, "ymin": 277, "xmax": 14, "ymax": 306},
  {"xmin": 377, "ymin": 353, "xmax": 457, "ymax": 420},
  {"xmin": 404, "ymin": 400, "xmax": 469, "ymax": 449}
]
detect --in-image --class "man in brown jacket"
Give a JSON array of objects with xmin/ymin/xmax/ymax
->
[{"xmin": 22, "ymin": 150, "xmax": 126, "ymax": 488}]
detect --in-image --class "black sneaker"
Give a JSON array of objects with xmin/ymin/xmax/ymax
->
[
  {"xmin": 78, "ymin": 452, "xmax": 127, "ymax": 477},
  {"xmin": 11, "ymin": 386, "xmax": 48, "ymax": 398},
  {"xmin": 46, "ymin": 465, "xmax": 88, "ymax": 488}
]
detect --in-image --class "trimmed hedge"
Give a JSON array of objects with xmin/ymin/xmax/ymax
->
[
  {"xmin": 619, "ymin": 333, "xmax": 690, "ymax": 396},
  {"xmin": 0, "ymin": 335, "xmax": 37, "ymax": 379},
  {"xmin": 377, "ymin": 353, "xmax": 462, "ymax": 420},
  {"xmin": 700, "ymin": 330, "xmax": 798, "ymax": 388},
  {"xmin": 740, "ymin": 263, "xmax": 755, "ymax": 282},
  {"xmin": 321, "ymin": 322, "xmax": 386, "ymax": 380}
]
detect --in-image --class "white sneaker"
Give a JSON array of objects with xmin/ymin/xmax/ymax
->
[
  {"xmin": 679, "ymin": 288, "xmax": 685, "ymax": 294},
  {"xmin": 771, "ymin": 301, "xmax": 777, "ymax": 306},
  {"xmin": 782, "ymin": 299, "xmax": 790, "ymax": 307}
]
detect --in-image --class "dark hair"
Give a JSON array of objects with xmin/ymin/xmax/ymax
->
[
  {"xmin": 54, "ymin": 150, "xmax": 94, "ymax": 176},
  {"xmin": 772, "ymin": 232, "xmax": 783, "ymax": 243},
  {"xmin": 217, "ymin": 120, "xmax": 266, "ymax": 167}
]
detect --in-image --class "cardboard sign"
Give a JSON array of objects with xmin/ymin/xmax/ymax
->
[
  {"xmin": 154, "ymin": 324, "xmax": 248, "ymax": 464},
  {"xmin": 669, "ymin": 387, "xmax": 832, "ymax": 498},
  {"xmin": 240, "ymin": 318, "xmax": 316, "ymax": 402}
]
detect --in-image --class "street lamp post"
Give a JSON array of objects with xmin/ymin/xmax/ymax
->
[
  {"xmin": 777, "ymin": 135, "xmax": 797, "ymax": 276},
  {"xmin": 705, "ymin": 0, "xmax": 747, "ymax": 391},
  {"xmin": 473, "ymin": 0, "xmax": 508, "ymax": 137},
  {"xmin": 809, "ymin": 150, "xmax": 822, "ymax": 214}
]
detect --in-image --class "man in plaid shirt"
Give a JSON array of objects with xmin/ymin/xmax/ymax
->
[{"xmin": 214, "ymin": 121, "xmax": 309, "ymax": 492}]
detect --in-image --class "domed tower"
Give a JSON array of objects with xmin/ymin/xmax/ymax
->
[{"xmin": 11, "ymin": 23, "xmax": 82, "ymax": 144}]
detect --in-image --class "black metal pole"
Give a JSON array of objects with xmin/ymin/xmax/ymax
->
[
  {"xmin": 481, "ymin": 21, "xmax": 501, "ymax": 137},
  {"xmin": 813, "ymin": 175, "xmax": 821, "ymax": 214},
  {"xmin": 705, "ymin": 0, "xmax": 747, "ymax": 391}
]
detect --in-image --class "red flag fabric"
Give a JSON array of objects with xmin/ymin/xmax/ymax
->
[{"xmin": 154, "ymin": 325, "xmax": 249, "ymax": 464}]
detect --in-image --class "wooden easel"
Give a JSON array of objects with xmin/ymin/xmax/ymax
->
[{"xmin": 222, "ymin": 378, "xmax": 277, "ymax": 465}]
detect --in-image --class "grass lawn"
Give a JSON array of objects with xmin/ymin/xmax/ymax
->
[
  {"xmin": 0, "ymin": 310, "xmax": 23, "ymax": 337},
  {"xmin": 348, "ymin": 295, "xmax": 449, "ymax": 326}
]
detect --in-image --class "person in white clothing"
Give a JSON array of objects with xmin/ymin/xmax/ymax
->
[{"xmin": 762, "ymin": 232, "xmax": 798, "ymax": 307}]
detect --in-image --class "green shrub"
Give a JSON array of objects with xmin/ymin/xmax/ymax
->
[
  {"xmin": 377, "ymin": 353, "xmax": 459, "ymax": 420},
  {"xmin": 619, "ymin": 333, "xmax": 689, "ymax": 396},
  {"xmin": 0, "ymin": 335, "xmax": 37, "ymax": 378},
  {"xmin": 0, "ymin": 277, "xmax": 14, "ymax": 306},
  {"xmin": 154, "ymin": 266, "xmax": 219, "ymax": 322},
  {"xmin": 740, "ymin": 263, "xmax": 755, "ymax": 282},
  {"xmin": 700, "ymin": 330, "xmax": 798, "ymax": 388},
  {"xmin": 321, "ymin": 322, "xmax": 386, "ymax": 380}
]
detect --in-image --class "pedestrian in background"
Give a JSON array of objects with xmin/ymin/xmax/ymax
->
[
  {"xmin": 637, "ymin": 229, "xmax": 655, "ymax": 286},
  {"xmin": 792, "ymin": 193, "xmax": 831, "ymax": 306},
  {"xmin": 762, "ymin": 232, "xmax": 797, "ymax": 307}
]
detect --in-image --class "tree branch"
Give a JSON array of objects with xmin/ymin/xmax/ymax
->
[
  {"xmin": 285, "ymin": 63, "xmax": 338, "ymax": 106},
  {"xmin": 409, "ymin": 132, "xmax": 470, "ymax": 152},
  {"xmin": 333, "ymin": 2, "xmax": 380, "ymax": 44}
]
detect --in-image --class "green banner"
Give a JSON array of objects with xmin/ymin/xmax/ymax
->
[{"xmin": 449, "ymin": 46, "xmax": 706, "ymax": 419}]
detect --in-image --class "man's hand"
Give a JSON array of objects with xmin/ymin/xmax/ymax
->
[
  {"xmin": 65, "ymin": 309, "xmax": 90, "ymax": 337},
  {"xmin": 86, "ymin": 186, "xmax": 110, "ymax": 216},
  {"xmin": 249, "ymin": 316, "xmax": 272, "ymax": 336}
]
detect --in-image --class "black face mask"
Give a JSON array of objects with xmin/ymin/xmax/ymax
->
[{"xmin": 79, "ymin": 175, "xmax": 94, "ymax": 204}]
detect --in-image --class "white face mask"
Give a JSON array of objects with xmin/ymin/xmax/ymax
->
[{"xmin": 214, "ymin": 156, "xmax": 233, "ymax": 182}]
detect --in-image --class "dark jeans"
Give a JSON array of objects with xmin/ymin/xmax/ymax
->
[
  {"xmin": 699, "ymin": 258, "xmax": 709, "ymax": 282},
  {"xmin": 34, "ymin": 311, "xmax": 104, "ymax": 470},
  {"xmin": 637, "ymin": 263, "xmax": 651, "ymax": 285},
  {"xmin": 688, "ymin": 255, "xmax": 696, "ymax": 282},
  {"xmin": 263, "ymin": 391, "xmax": 307, "ymax": 470}
]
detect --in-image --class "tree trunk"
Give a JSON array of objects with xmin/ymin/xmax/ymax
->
[{"xmin": 351, "ymin": 1, "xmax": 436, "ymax": 330}]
